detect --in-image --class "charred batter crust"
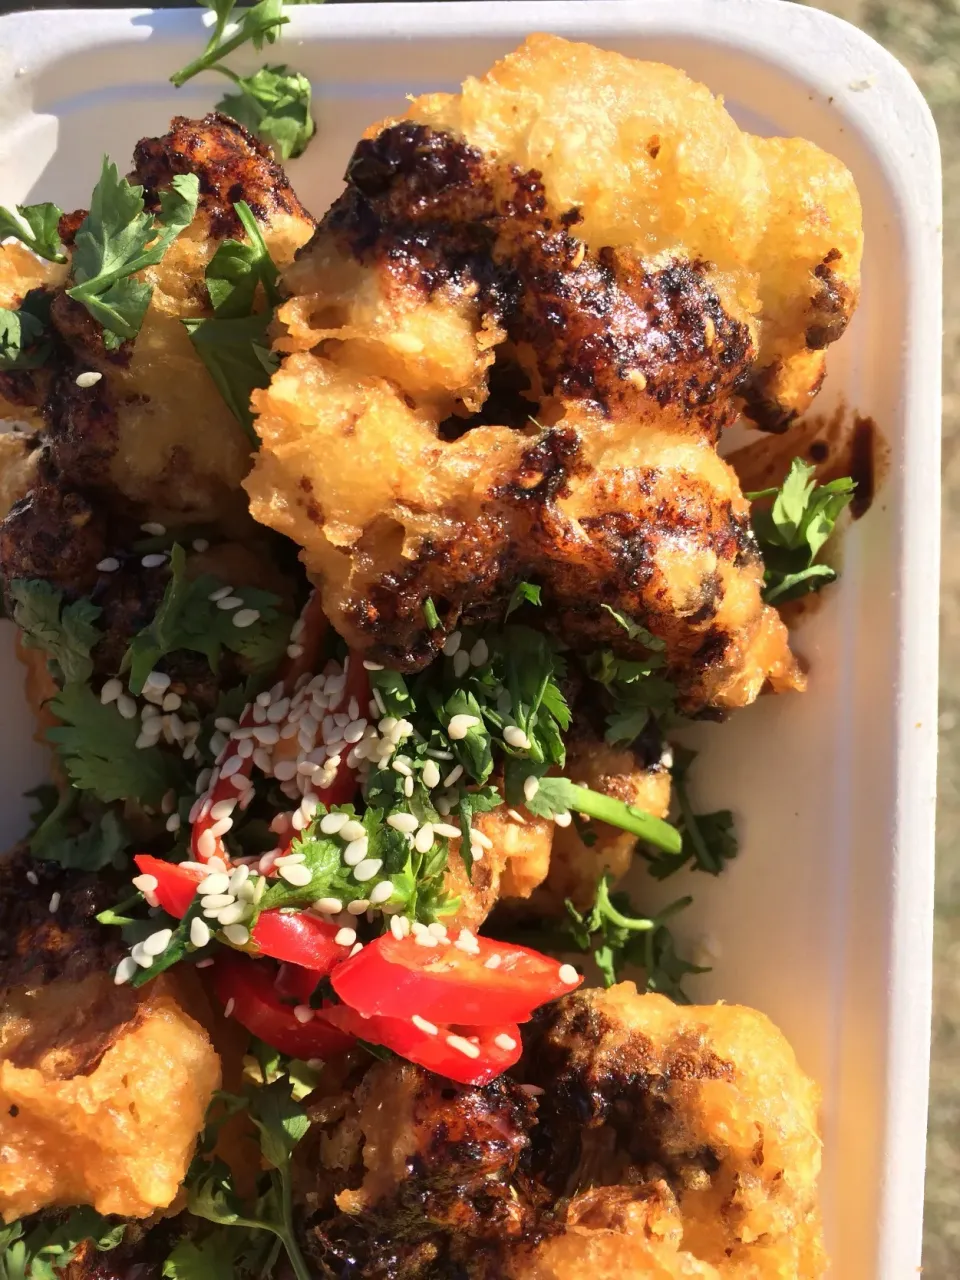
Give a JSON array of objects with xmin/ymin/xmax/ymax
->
[
  {"xmin": 1, "ymin": 478, "xmax": 107, "ymax": 595},
  {"xmin": 520, "ymin": 995, "xmax": 732, "ymax": 1197},
  {"xmin": 805, "ymin": 248, "xmax": 853, "ymax": 350},
  {"xmin": 303, "ymin": 1068, "xmax": 554, "ymax": 1280},
  {"xmin": 0, "ymin": 846, "xmax": 127, "ymax": 994},
  {"xmin": 133, "ymin": 112, "xmax": 314, "ymax": 238}
]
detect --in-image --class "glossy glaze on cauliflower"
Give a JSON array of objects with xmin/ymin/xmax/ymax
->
[{"xmin": 245, "ymin": 34, "xmax": 860, "ymax": 712}]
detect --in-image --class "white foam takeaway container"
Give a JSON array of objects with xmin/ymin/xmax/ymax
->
[{"xmin": 0, "ymin": 3, "xmax": 941, "ymax": 1277}]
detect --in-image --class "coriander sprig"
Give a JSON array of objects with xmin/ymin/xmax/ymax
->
[
  {"xmin": 170, "ymin": 0, "xmax": 290, "ymax": 89},
  {"xmin": 0, "ymin": 200, "xmax": 66, "ymax": 262}
]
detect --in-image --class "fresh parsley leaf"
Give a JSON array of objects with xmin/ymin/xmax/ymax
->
[
  {"xmin": 162, "ymin": 1233, "xmax": 245, "ymax": 1280},
  {"xmin": 216, "ymin": 64, "xmax": 315, "ymax": 161},
  {"xmin": 248, "ymin": 1079, "xmax": 310, "ymax": 1169},
  {"xmin": 423, "ymin": 597, "xmax": 440, "ymax": 630},
  {"xmin": 0, "ymin": 1209, "xmax": 124, "ymax": 1280},
  {"xmin": 600, "ymin": 603, "xmax": 666, "ymax": 650},
  {"xmin": 205, "ymin": 201, "xmax": 280, "ymax": 319},
  {"xmin": 0, "ymin": 292, "xmax": 53, "ymax": 371},
  {"xmin": 47, "ymin": 682, "xmax": 183, "ymax": 807},
  {"xmin": 0, "ymin": 202, "xmax": 65, "ymax": 262},
  {"xmin": 584, "ymin": 647, "xmax": 677, "ymax": 745},
  {"xmin": 184, "ymin": 310, "xmax": 276, "ymax": 445},
  {"xmin": 171, "ymin": 0, "xmax": 291, "ymax": 88},
  {"xmin": 564, "ymin": 874, "xmax": 706, "ymax": 1000},
  {"xmin": 748, "ymin": 457, "xmax": 855, "ymax": 605},
  {"xmin": 122, "ymin": 544, "xmax": 291, "ymax": 693},
  {"xmin": 504, "ymin": 580, "xmax": 541, "ymax": 619},
  {"xmin": 66, "ymin": 160, "xmax": 199, "ymax": 346},
  {"xmin": 10, "ymin": 579, "xmax": 101, "ymax": 685},
  {"xmin": 130, "ymin": 896, "xmax": 212, "ymax": 988}
]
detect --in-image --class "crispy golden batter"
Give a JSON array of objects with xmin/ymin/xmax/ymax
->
[
  {"xmin": 0, "ymin": 973, "xmax": 220, "ymax": 1220},
  {"xmin": 246, "ymin": 35, "xmax": 860, "ymax": 710},
  {"xmin": 297, "ymin": 984, "xmax": 824, "ymax": 1279}
]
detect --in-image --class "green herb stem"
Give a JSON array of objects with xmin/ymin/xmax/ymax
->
[
  {"xmin": 565, "ymin": 783, "xmax": 682, "ymax": 854},
  {"xmin": 171, "ymin": 16, "xmax": 288, "ymax": 88}
]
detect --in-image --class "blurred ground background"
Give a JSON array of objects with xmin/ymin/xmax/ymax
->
[
  {"xmin": 0, "ymin": 0, "xmax": 951, "ymax": 1271},
  {"xmin": 800, "ymin": 4, "xmax": 958, "ymax": 1273}
]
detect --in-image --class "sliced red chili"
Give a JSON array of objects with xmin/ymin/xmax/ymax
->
[
  {"xmin": 251, "ymin": 911, "xmax": 352, "ymax": 973},
  {"xmin": 212, "ymin": 954, "xmax": 353, "ymax": 1060},
  {"xmin": 330, "ymin": 930, "xmax": 582, "ymax": 1026},
  {"xmin": 323, "ymin": 1004, "xmax": 523, "ymax": 1087},
  {"xmin": 133, "ymin": 854, "xmax": 203, "ymax": 918}
]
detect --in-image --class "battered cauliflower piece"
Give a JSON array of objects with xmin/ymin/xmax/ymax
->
[
  {"xmin": 296, "ymin": 984, "xmax": 824, "ymax": 1279},
  {"xmin": 247, "ymin": 35, "xmax": 860, "ymax": 710},
  {"xmin": 0, "ymin": 973, "xmax": 220, "ymax": 1220},
  {"xmin": 0, "ymin": 242, "xmax": 66, "ymax": 429}
]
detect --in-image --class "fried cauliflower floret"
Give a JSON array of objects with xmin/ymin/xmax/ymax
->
[
  {"xmin": 0, "ymin": 243, "xmax": 67, "ymax": 428},
  {"xmin": 246, "ymin": 35, "xmax": 860, "ymax": 710},
  {"xmin": 0, "ymin": 973, "xmax": 220, "ymax": 1220},
  {"xmin": 295, "ymin": 985, "xmax": 824, "ymax": 1279}
]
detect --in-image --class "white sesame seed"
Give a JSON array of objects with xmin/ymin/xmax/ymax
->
[
  {"xmin": 363, "ymin": 659, "xmax": 384, "ymax": 671},
  {"xmin": 142, "ymin": 553, "xmax": 168, "ymax": 568},
  {"xmin": 471, "ymin": 829, "xmax": 493, "ymax": 850},
  {"xmin": 223, "ymin": 997, "xmax": 236, "ymax": 1018},
  {"xmin": 428, "ymin": 922, "xmax": 448, "ymax": 939},
  {"xmin": 274, "ymin": 852, "xmax": 306, "ymax": 866},
  {"xmin": 97, "ymin": 557, "xmax": 120, "ymax": 573},
  {"xmin": 484, "ymin": 953, "xmax": 502, "ymax": 969},
  {"xmin": 116, "ymin": 694, "xmax": 138, "ymax": 720},
  {"xmin": 100, "ymin": 677, "xmax": 122, "ymax": 705},
  {"xmin": 26, "ymin": 870, "xmax": 38, "ymax": 885},
  {"xmin": 190, "ymin": 917, "xmax": 212, "ymax": 948},
  {"xmin": 421, "ymin": 759, "xmax": 441, "ymax": 789},
  {"xmin": 390, "ymin": 914, "xmax": 409, "ymax": 940},
  {"xmin": 210, "ymin": 585, "xmax": 234, "ymax": 602},
  {"xmin": 140, "ymin": 521, "xmax": 166, "ymax": 536},
  {"xmin": 137, "ymin": 724, "xmax": 162, "ymax": 747},
  {"xmin": 339, "ymin": 819, "xmax": 365, "ymax": 842},
  {"xmin": 442, "ymin": 631, "xmax": 461, "ymax": 656},
  {"xmin": 75, "ymin": 370, "xmax": 102, "ymax": 388},
  {"xmin": 253, "ymin": 724, "xmax": 280, "ymax": 746},
  {"xmin": 343, "ymin": 718, "xmax": 366, "ymax": 744},
  {"xmin": 166, "ymin": 813, "xmax": 182, "ymax": 833},
  {"xmin": 495, "ymin": 1033, "xmax": 518, "ymax": 1052},
  {"xmin": 387, "ymin": 812, "xmax": 418, "ymax": 834},
  {"xmin": 353, "ymin": 858, "xmax": 383, "ymax": 883},
  {"xmin": 287, "ymin": 643, "xmax": 304, "ymax": 659},
  {"xmin": 446, "ymin": 1034, "xmax": 481, "ymax": 1059},
  {"xmin": 279, "ymin": 863, "xmax": 313, "ymax": 887},
  {"xmin": 201, "ymin": 893, "xmax": 235, "ymax": 910},
  {"xmin": 209, "ymin": 816, "xmax": 233, "ymax": 839},
  {"xmin": 414, "ymin": 824, "xmax": 434, "ymax": 854},
  {"xmin": 132, "ymin": 873, "xmax": 159, "ymax": 895},
  {"xmin": 450, "ymin": 716, "xmax": 481, "ymax": 747},
  {"xmin": 142, "ymin": 928, "xmax": 173, "ymax": 957},
  {"xmin": 222, "ymin": 924, "xmax": 250, "ymax": 946},
  {"xmin": 198, "ymin": 873, "xmax": 230, "ymax": 896},
  {"xmin": 343, "ymin": 837, "xmax": 369, "ymax": 866},
  {"xmin": 217, "ymin": 902, "xmax": 250, "ymax": 926},
  {"xmin": 443, "ymin": 764, "xmax": 464, "ymax": 787},
  {"xmin": 267, "ymin": 697, "xmax": 290, "ymax": 723},
  {"xmin": 368, "ymin": 880, "xmax": 394, "ymax": 906},
  {"xmin": 273, "ymin": 761, "xmax": 298, "ymax": 782},
  {"xmin": 335, "ymin": 927, "xmax": 357, "ymax": 946},
  {"xmin": 193, "ymin": 538, "xmax": 210, "ymax": 552},
  {"xmin": 469, "ymin": 638, "xmax": 489, "ymax": 667},
  {"xmin": 559, "ymin": 964, "xmax": 580, "ymax": 985},
  {"xmin": 216, "ymin": 596, "xmax": 243, "ymax": 612},
  {"xmin": 403, "ymin": 775, "xmax": 414, "ymax": 797},
  {"xmin": 346, "ymin": 899, "xmax": 369, "ymax": 915},
  {"xmin": 523, "ymin": 775, "xmax": 540, "ymax": 802},
  {"xmin": 391, "ymin": 760, "xmax": 412, "ymax": 778},
  {"xmin": 130, "ymin": 942, "xmax": 152, "ymax": 969},
  {"xmin": 162, "ymin": 691, "xmax": 182, "ymax": 711},
  {"xmin": 453, "ymin": 649, "xmax": 470, "ymax": 678},
  {"xmin": 207, "ymin": 854, "xmax": 228, "ymax": 874},
  {"xmin": 197, "ymin": 828, "xmax": 217, "ymax": 859},
  {"xmin": 314, "ymin": 897, "xmax": 343, "ymax": 914},
  {"xmin": 504, "ymin": 725, "xmax": 531, "ymax": 750},
  {"xmin": 114, "ymin": 956, "xmax": 138, "ymax": 985},
  {"xmin": 432, "ymin": 823, "xmax": 461, "ymax": 840},
  {"xmin": 233, "ymin": 608, "xmax": 260, "ymax": 629},
  {"xmin": 553, "ymin": 810, "xmax": 572, "ymax": 828},
  {"xmin": 414, "ymin": 932, "xmax": 438, "ymax": 947},
  {"xmin": 48, "ymin": 891, "xmax": 60, "ymax": 913},
  {"xmin": 210, "ymin": 798, "xmax": 237, "ymax": 821},
  {"xmin": 412, "ymin": 1015, "xmax": 439, "ymax": 1036},
  {"xmin": 293, "ymin": 1005, "xmax": 314, "ymax": 1024}
]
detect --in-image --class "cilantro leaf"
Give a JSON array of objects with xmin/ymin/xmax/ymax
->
[
  {"xmin": 204, "ymin": 201, "xmax": 280, "ymax": 319},
  {"xmin": 564, "ymin": 874, "xmax": 706, "ymax": 1000},
  {"xmin": 0, "ymin": 1209, "xmax": 124, "ymax": 1280},
  {"xmin": 642, "ymin": 745, "xmax": 738, "ymax": 879},
  {"xmin": 10, "ymin": 579, "xmax": 101, "ymax": 684},
  {"xmin": 171, "ymin": 0, "xmax": 291, "ymax": 89},
  {"xmin": 584, "ymin": 647, "xmax": 677, "ymax": 745},
  {"xmin": 184, "ymin": 309, "xmax": 276, "ymax": 445},
  {"xmin": 47, "ymin": 682, "xmax": 183, "ymax": 806},
  {"xmin": 0, "ymin": 292, "xmax": 53, "ymax": 371},
  {"xmin": 748, "ymin": 457, "xmax": 855, "ymax": 605},
  {"xmin": 121, "ymin": 543, "xmax": 291, "ymax": 693},
  {"xmin": 0, "ymin": 202, "xmax": 65, "ymax": 262},
  {"xmin": 600, "ymin": 603, "xmax": 666, "ymax": 650},
  {"xmin": 67, "ymin": 160, "xmax": 199, "ymax": 345},
  {"xmin": 248, "ymin": 1079, "xmax": 310, "ymax": 1169},
  {"xmin": 162, "ymin": 1233, "xmax": 245, "ymax": 1280},
  {"xmin": 216, "ymin": 65, "xmax": 315, "ymax": 161},
  {"xmin": 32, "ymin": 803, "xmax": 129, "ymax": 872},
  {"xmin": 504, "ymin": 580, "xmax": 541, "ymax": 619}
]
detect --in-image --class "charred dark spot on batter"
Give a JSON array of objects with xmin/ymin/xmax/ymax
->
[
  {"xmin": 56, "ymin": 208, "xmax": 86, "ymax": 248},
  {"xmin": 808, "ymin": 439, "xmax": 829, "ymax": 463},
  {"xmin": 806, "ymin": 248, "xmax": 853, "ymax": 349},
  {"xmin": 498, "ymin": 427, "xmax": 586, "ymax": 504},
  {"xmin": 299, "ymin": 475, "xmax": 313, "ymax": 493},
  {"xmin": 739, "ymin": 359, "xmax": 799, "ymax": 434},
  {"xmin": 689, "ymin": 628, "xmax": 730, "ymax": 675}
]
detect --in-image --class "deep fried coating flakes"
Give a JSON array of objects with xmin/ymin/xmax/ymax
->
[{"xmin": 246, "ymin": 35, "xmax": 861, "ymax": 710}]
